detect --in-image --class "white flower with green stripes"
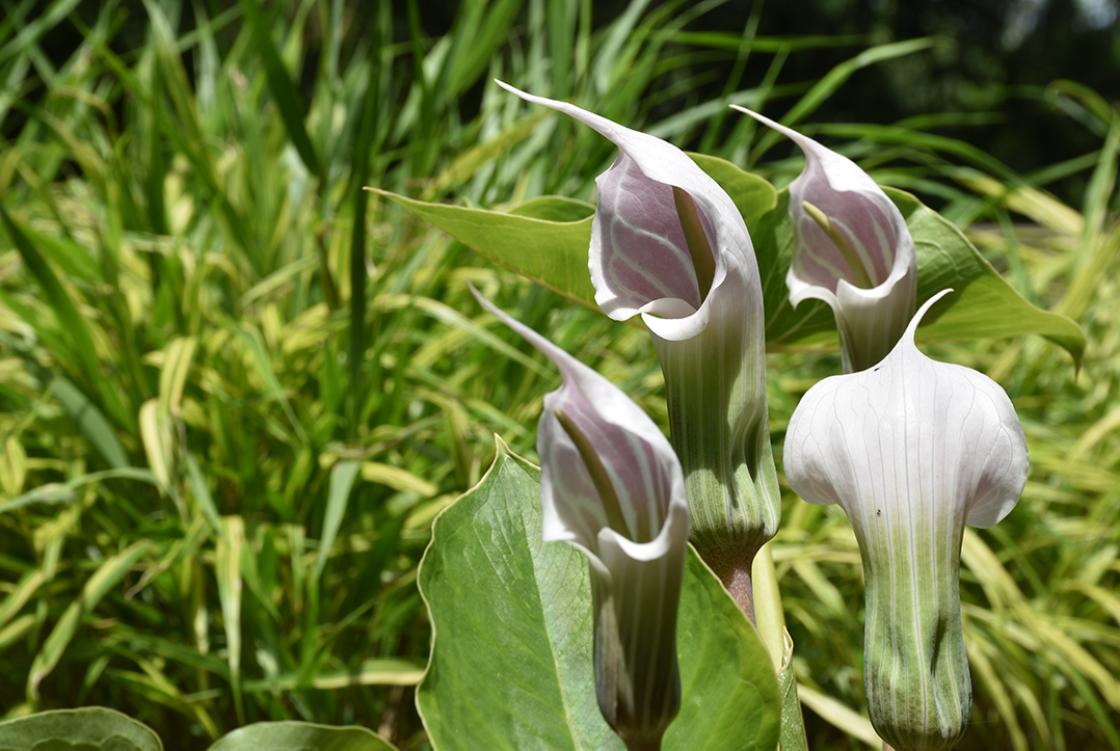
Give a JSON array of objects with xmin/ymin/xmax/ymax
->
[
  {"xmin": 784, "ymin": 290, "xmax": 1028, "ymax": 751},
  {"xmin": 736, "ymin": 107, "xmax": 918, "ymax": 373},
  {"xmin": 472, "ymin": 287, "xmax": 689, "ymax": 751}
]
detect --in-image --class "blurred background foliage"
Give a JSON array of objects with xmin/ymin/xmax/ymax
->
[{"xmin": 0, "ymin": 0, "xmax": 1116, "ymax": 749}]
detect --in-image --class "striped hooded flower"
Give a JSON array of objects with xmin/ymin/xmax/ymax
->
[
  {"xmin": 472, "ymin": 288, "xmax": 689, "ymax": 751},
  {"xmin": 498, "ymin": 82, "xmax": 780, "ymax": 582},
  {"xmin": 783, "ymin": 290, "xmax": 1028, "ymax": 751},
  {"xmin": 734, "ymin": 107, "xmax": 917, "ymax": 373}
]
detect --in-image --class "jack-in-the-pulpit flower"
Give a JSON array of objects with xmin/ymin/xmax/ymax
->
[
  {"xmin": 734, "ymin": 107, "xmax": 917, "ymax": 373},
  {"xmin": 498, "ymin": 82, "xmax": 780, "ymax": 574},
  {"xmin": 783, "ymin": 290, "xmax": 1028, "ymax": 751},
  {"xmin": 472, "ymin": 287, "xmax": 689, "ymax": 751}
]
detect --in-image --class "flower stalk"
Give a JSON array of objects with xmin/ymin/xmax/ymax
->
[{"xmin": 498, "ymin": 82, "xmax": 781, "ymax": 618}]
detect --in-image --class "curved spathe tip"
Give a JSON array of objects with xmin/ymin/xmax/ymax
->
[
  {"xmin": 469, "ymin": 282, "xmax": 576, "ymax": 378},
  {"xmin": 731, "ymin": 105, "xmax": 817, "ymax": 154},
  {"xmin": 495, "ymin": 79, "xmax": 549, "ymax": 108},
  {"xmin": 896, "ymin": 288, "xmax": 953, "ymax": 352}
]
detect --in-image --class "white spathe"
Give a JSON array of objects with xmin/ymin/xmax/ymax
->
[
  {"xmin": 472, "ymin": 286, "xmax": 688, "ymax": 748},
  {"xmin": 734, "ymin": 106, "xmax": 917, "ymax": 372},
  {"xmin": 782, "ymin": 289, "xmax": 1028, "ymax": 750},
  {"xmin": 498, "ymin": 80, "xmax": 762, "ymax": 343}
]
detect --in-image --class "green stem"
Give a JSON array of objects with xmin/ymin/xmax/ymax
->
[{"xmin": 751, "ymin": 543, "xmax": 785, "ymax": 668}]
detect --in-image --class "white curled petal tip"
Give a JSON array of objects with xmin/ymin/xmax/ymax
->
[{"xmin": 596, "ymin": 500, "xmax": 690, "ymax": 564}]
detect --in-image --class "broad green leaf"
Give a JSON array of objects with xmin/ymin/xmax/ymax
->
[
  {"xmin": 689, "ymin": 153, "xmax": 779, "ymax": 222},
  {"xmin": 378, "ymin": 158, "xmax": 1083, "ymax": 364},
  {"xmin": 371, "ymin": 188, "xmax": 598, "ymax": 307},
  {"xmin": 417, "ymin": 444, "xmax": 779, "ymax": 751},
  {"xmin": 0, "ymin": 707, "xmax": 162, "ymax": 751},
  {"xmin": 208, "ymin": 722, "xmax": 398, "ymax": 751},
  {"xmin": 508, "ymin": 195, "xmax": 595, "ymax": 221}
]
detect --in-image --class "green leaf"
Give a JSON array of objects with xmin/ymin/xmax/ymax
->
[
  {"xmin": 208, "ymin": 722, "xmax": 398, "ymax": 751},
  {"xmin": 508, "ymin": 196, "xmax": 596, "ymax": 222},
  {"xmin": 689, "ymin": 153, "xmax": 779, "ymax": 222},
  {"xmin": 417, "ymin": 443, "xmax": 779, "ymax": 751},
  {"xmin": 0, "ymin": 467, "xmax": 157, "ymax": 515},
  {"xmin": 215, "ymin": 516, "xmax": 245, "ymax": 724},
  {"xmin": 0, "ymin": 708, "xmax": 161, "ymax": 751},
  {"xmin": 371, "ymin": 188, "xmax": 598, "ymax": 308},
  {"xmin": 376, "ymin": 158, "xmax": 1082, "ymax": 363}
]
